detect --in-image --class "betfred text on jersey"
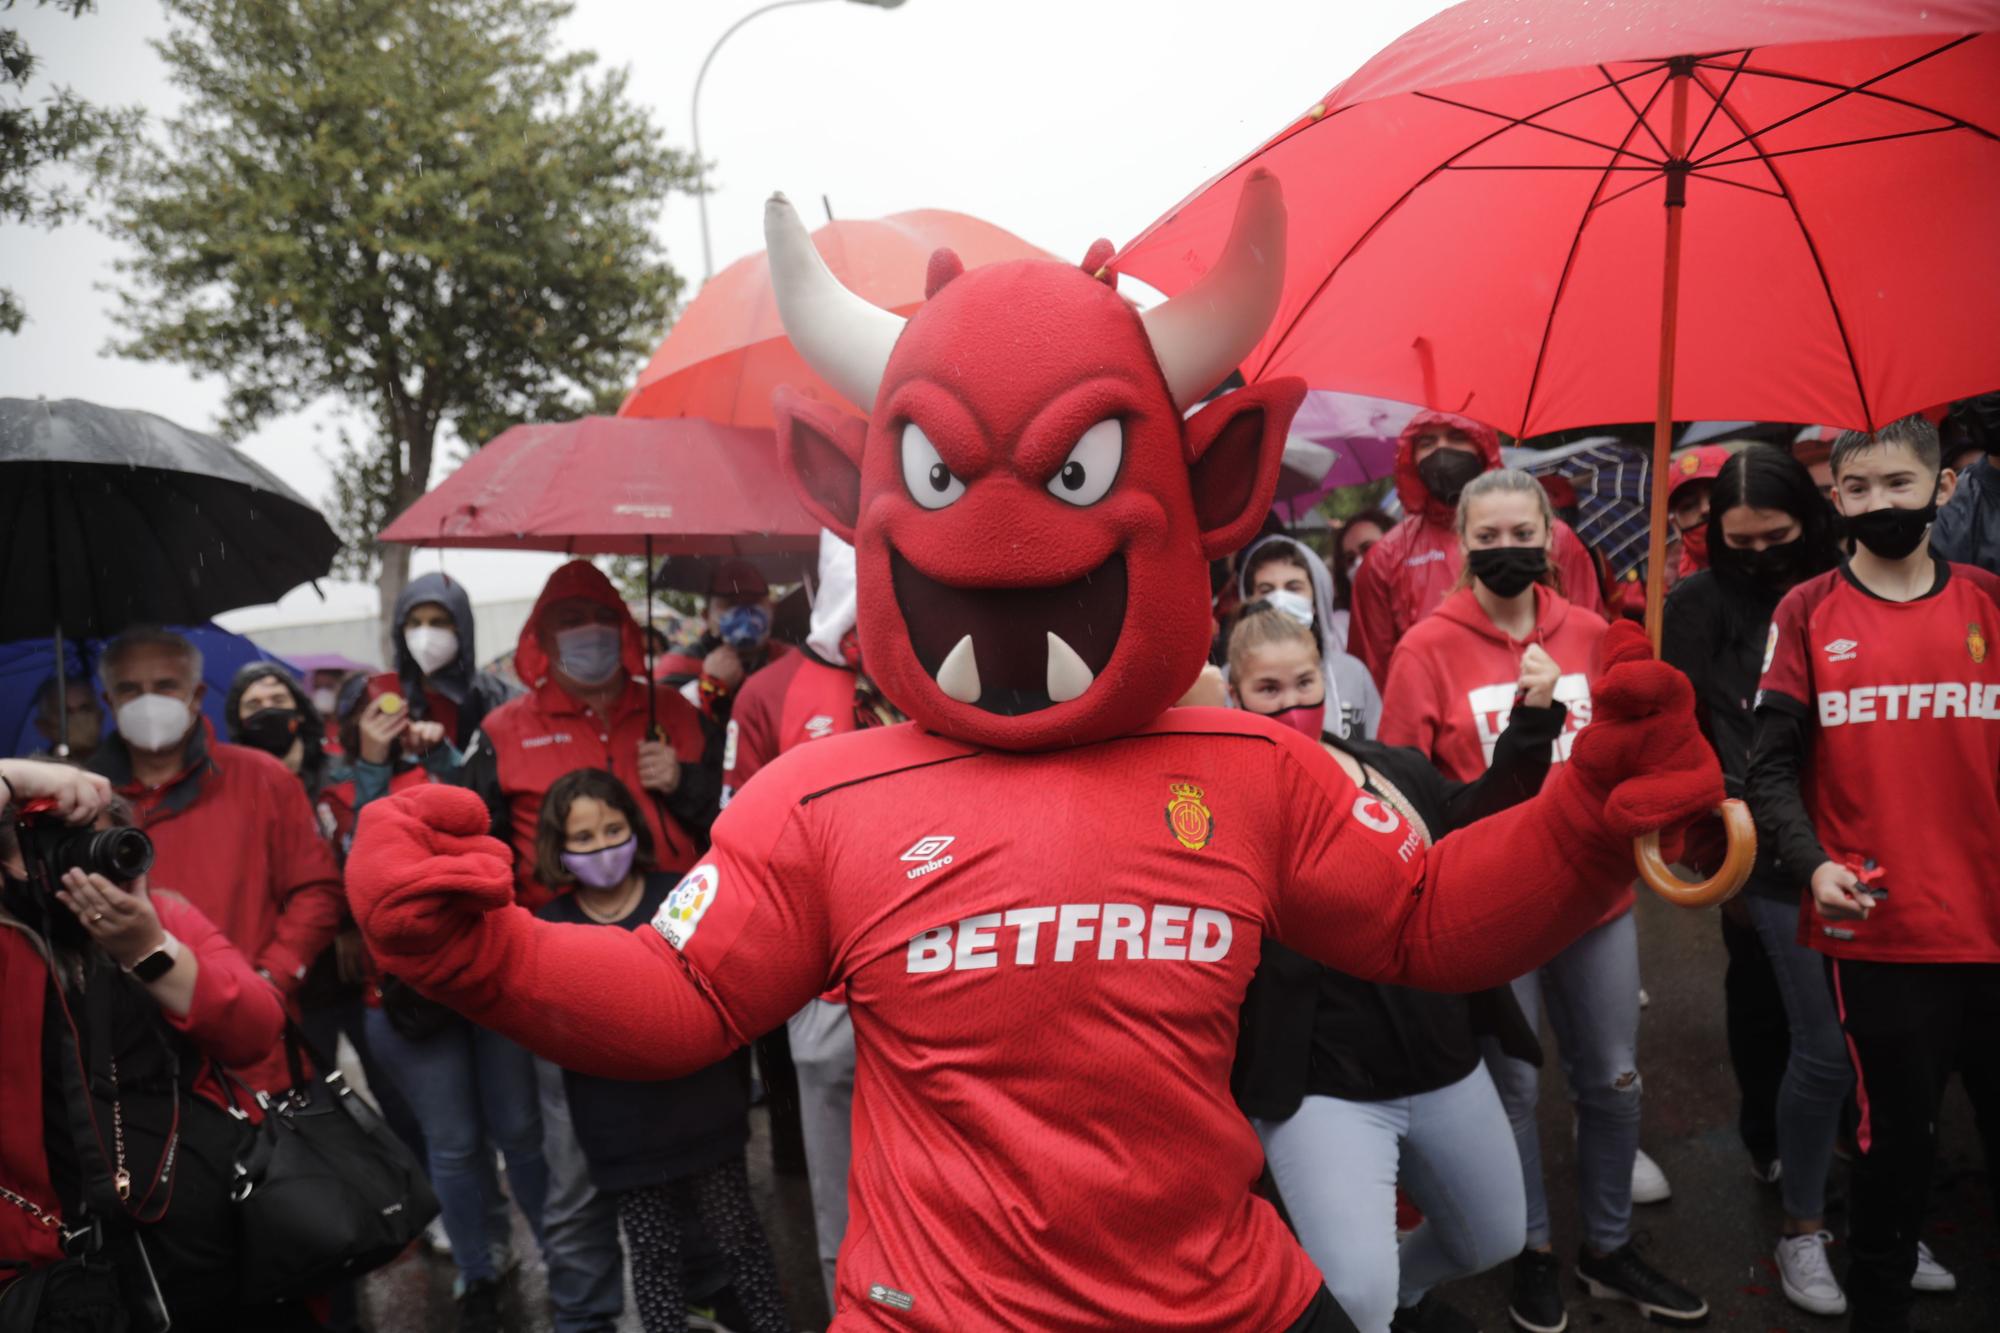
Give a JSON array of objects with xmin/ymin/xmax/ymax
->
[
  {"xmin": 1817, "ymin": 681, "xmax": 2000, "ymax": 727},
  {"xmin": 907, "ymin": 903, "xmax": 1232, "ymax": 974}
]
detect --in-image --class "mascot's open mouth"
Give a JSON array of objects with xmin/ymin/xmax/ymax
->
[{"xmin": 892, "ymin": 551, "xmax": 1126, "ymax": 715}]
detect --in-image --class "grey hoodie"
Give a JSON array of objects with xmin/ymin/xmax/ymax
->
[{"xmin": 1236, "ymin": 535, "xmax": 1382, "ymax": 740}]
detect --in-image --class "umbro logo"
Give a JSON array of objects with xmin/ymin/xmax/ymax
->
[
  {"xmin": 1822, "ymin": 638, "xmax": 1859, "ymax": 663},
  {"xmin": 901, "ymin": 836, "xmax": 956, "ymax": 880}
]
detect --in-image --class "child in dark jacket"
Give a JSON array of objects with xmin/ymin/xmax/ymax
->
[{"xmin": 532, "ymin": 770, "xmax": 788, "ymax": 1333}]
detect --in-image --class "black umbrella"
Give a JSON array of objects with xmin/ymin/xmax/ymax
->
[{"xmin": 1, "ymin": 398, "xmax": 341, "ymax": 749}]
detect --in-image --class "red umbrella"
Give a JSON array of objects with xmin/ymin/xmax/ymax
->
[
  {"xmin": 381, "ymin": 416, "xmax": 819, "ymax": 559},
  {"xmin": 620, "ymin": 210, "xmax": 1060, "ymax": 427},
  {"xmin": 1120, "ymin": 0, "xmax": 2000, "ymax": 906}
]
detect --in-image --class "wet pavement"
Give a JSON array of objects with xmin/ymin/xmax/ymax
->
[{"xmin": 358, "ymin": 890, "xmax": 1994, "ymax": 1332}]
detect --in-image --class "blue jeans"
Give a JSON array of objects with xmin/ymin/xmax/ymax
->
[
  {"xmin": 1484, "ymin": 908, "xmax": 1641, "ymax": 1255},
  {"xmin": 535, "ymin": 1057, "xmax": 625, "ymax": 1332},
  {"xmin": 365, "ymin": 1009, "xmax": 550, "ymax": 1284},
  {"xmin": 1742, "ymin": 892, "xmax": 1854, "ymax": 1221},
  {"xmin": 1256, "ymin": 1064, "xmax": 1526, "ymax": 1333}
]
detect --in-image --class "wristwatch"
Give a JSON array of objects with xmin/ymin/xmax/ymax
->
[{"xmin": 123, "ymin": 933, "xmax": 181, "ymax": 983}]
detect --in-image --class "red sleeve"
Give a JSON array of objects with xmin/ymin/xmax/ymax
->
[
  {"xmin": 1377, "ymin": 638, "xmax": 1441, "ymax": 755},
  {"xmin": 1554, "ymin": 523, "xmax": 1607, "ymax": 616},
  {"xmin": 1268, "ymin": 721, "xmax": 1635, "ymax": 993},
  {"xmin": 154, "ymin": 892, "xmax": 286, "ymax": 1069},
  {"xmin": 1349, "ymin": 556, "xmax": 1396, "ymax": 685},
  {"xmin": 346, "ymin": 777, "xmax": 827, "ymax": 1081},
  {"xmin": 259, "ymin": 774, "xmax": 345, "ymax": 991},
  {"xmin": 722, "ymin": 682, "xmax": 779, "ymax": 808},
  {"xmin": 1756, "ymin": 583, "xmax": 1814, "ymax": 713}
]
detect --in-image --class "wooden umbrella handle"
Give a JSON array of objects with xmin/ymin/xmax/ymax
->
[{"xmin": 1634, "ymin": 798, "xmax": 1757, "ymax": 908}]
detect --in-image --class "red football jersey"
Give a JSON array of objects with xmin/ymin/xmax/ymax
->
[
  {"xmin": 1757, "ymin": 562, "xmax": 2000, "ymax": 963},
  {"xmin": 721, "ymin": 650, "xmax": 858, "ymax": 807}
]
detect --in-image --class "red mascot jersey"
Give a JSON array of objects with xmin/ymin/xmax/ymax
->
[
  {"xmin": 1757, "ymin": 562, "xmax": 2000, "ymax": 963},
  {"xmin": 354, "ymin": 707, "xmax": 1650, "ymax": 1331}
]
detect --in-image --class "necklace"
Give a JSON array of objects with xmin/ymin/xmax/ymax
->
[{"xmin": 577, "ymin": 881, "xmax": 642, "ymax": 924}]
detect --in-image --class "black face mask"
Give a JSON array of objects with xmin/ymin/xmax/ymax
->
[
  {"xmin": 1844, "ymin": 491, "xmax": 1939, "ymax": 561},
  {"xmin": 1466, "ymin": 545, "xmax": 1548, "ymax": 598},
  {"xmin": 1715, "ymin": 537, "xmax": 1807, "ymax": 590},
  {"xmin": 1416, "ymin": 448, "xmax": 1486, "ymax": 505},
  {"xmin": 238, "ymin": 706, "xmax": 302, "ymax": 759}
]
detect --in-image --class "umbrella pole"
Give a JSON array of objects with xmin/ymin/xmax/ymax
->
[
  {"xmin": 645, "ymin": 534, "xmax": 659, "ymax": 740},
  {"xmin": 1643, "ymin": 59, "xmax": 1693, "ymax": 652},
  {"xmin": 50, "ymin": 626, "xmax": 70, "ymax": 758}
]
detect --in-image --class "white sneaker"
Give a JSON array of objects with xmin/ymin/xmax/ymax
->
[
  {"xmin": 1912, "ymin": 1240, "xmax": 1956, "ymax": 1292},
  {"xmin": 1631, "ymin": 1148, "xmax": 1672, "ymax": 1204},
  {"xmin": 425, "ymin": 1215, "xmax": 454, "ymax": 1258},
  {"xmin": 1775, "ymin": 1231, "xmax": 1847, "ymax": 1316}
]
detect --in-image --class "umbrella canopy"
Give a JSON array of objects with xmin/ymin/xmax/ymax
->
[
  {"xmin": 380, "ymin": 416, "xmax": 821, "ymax": 567},
  {"xmin": 1116, "ymin": 0, "xmax": 2000, "ymax": 437},
  {"xmin": 1501, "ymin": 436, "xmax": 1656, "ymax": 579},
  {"xmin": 0, "ymin": 398, "xmax": 341, "ymax": 642},
  {"xmin": 620, "ymin": 210, "xmax": 1062, "ymax": 427},
  {"xmin": 1273, "ymin": 390, "xmax": 1417, "ymax": 520}
]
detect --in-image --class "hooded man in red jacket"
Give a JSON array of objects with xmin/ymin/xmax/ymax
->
[
  {"xmin": 461, "ymin": 560, "xmax": 719, "ymax": 909},
  {"xmin": 1349, "ymin": 411, "xmax": 1607, "ymax": 683},
  {"xmin": 349, "ymin": 176, "xmax": 1725, "ymax": 1332}
]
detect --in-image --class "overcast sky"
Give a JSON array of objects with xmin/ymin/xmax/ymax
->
[{"xmin": 2, "ymin": 0, "xmax": 1452, "ymax": 626}]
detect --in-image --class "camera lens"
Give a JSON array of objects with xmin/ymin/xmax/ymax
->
[{"xmin": 49, "ymin": 827, "xmax": 155, "ymax": 882}]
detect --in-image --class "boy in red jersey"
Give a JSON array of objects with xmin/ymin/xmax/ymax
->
[{"xmin": 1749, "ymin": 414, "xmax": 2000, "ymax": 1333}]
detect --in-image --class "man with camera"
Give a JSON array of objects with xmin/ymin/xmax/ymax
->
[
  {"xmin": 0, "ymin": 757, "xmax": 288, "ymax": 1330},
  {"xmin": 86, "ymin": 628, "xmax": 343, "ymax": 1094}
]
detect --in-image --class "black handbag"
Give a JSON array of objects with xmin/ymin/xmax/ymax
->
[{"xmin": 222, "ymin": 1021, "xmax": 439, "ymax": 1305}]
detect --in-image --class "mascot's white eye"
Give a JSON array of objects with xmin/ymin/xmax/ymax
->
[
  {"xmin": 900, "ymin": 422, "xmax": 966, "ymax": 511},
  {"xmin": 1046, "ymin": 419, "xmax": 1122, "ymax": 507}
]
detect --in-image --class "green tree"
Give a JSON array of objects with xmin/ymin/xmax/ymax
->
[
  {"xmin": 108, "ymin": 0, "xmax": 694, "ymax": 647},
  {"xmin": 1, "ymin": 0, "xmax": 138, "ymax": 332}
]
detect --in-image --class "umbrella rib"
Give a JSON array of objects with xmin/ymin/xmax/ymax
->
[
  {"xmin": 1685, "ymin": 49, "xmax": 1755, "ymax": 161},
  {"xmin": 1257, "ymin": 64, "xmax": 1670, "ymax": 378},
  {"xmin": 1692, "ymin": 66, "xmax": 1875, "ymax": 429},
  {"xmin": 1588, "ymin": 170, "xmax": 1672, "ymax": 212},
  {"xmin": 1678, "ymin": 171, "xmax": 1786, "ymax": 200},
  {"xmin": 1515, "ymin": 73, "xmax": 1675, "ymax": 437},
  {"xmin": 1412, "ymin": 88, "xmax": 1666, "ymax": 166},
  {"xmin": 1690, "ymin": 36, "xmax": 1984, "ymax": 166},
  {"xmin": 1598, "ymin": 62, "xmax": 1674, "ymax": 160},
  {"xmin": 1698, "ymin": 123, "xmax": 1977, "ymax": 169}
]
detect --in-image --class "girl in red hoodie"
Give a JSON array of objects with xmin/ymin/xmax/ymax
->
[{"xmin": 1380, "ymin": 470, "xmax": 1707, "ymax": 1331}]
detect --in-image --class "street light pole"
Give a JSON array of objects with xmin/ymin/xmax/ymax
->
[{"xmin": 691, "ymin": 0, "xmax": 906, "ymax": 282}]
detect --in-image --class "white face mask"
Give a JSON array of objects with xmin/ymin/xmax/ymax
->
[
  {"xmin": 555, "ymin": 624, "xmax": 623, "ymax": 687},
  {"xmin": 1263, "ymin": 587, "xmax": 1316, "ymax": 628},
  {"xmin": 405, "ymin": 625, "xmax": 459, "ymax": 677},
  {"xmin": 312, "ymin": 688, "xmax": 338, "ymax": 716},
  {"xmin": 116, "ymin": 693, "xmax": 195, "ymax": 753}
]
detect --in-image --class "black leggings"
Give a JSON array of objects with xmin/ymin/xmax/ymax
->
[
  {"xmin": 616, "ymin": 1157, "xmax": 789, "ymax": 1333},
  {"xmin": 1282, "ymin": 1285, "xmax": 1362, "ymax": 1333}
]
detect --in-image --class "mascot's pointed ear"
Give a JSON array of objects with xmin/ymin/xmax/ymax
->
[
  {"xmin": 1184, "ymin": 377, "xmax": 1307, "ymax": 559},
  {"xmin": 774, "ymin": 386, "xmax": 867, "ymax": 545}
]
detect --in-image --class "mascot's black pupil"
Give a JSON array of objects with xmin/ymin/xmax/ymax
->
[
  {"xmin": 928, "ymin": 463, "xmax": 951, "ymax": 492},
  {"xmin": 1060, "ymin": 461, "xmax": 1085, "ymax": 490}
]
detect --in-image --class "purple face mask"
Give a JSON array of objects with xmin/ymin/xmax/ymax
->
[{"xmin": 561, "ymin": 838, "xmax": 637, "ymax": 890}]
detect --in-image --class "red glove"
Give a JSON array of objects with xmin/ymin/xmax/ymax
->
[
  {"xmin": 347, "ymin": 785, "xmax": 515, "ymax": 968},
  {"xmin": 1568, "ymin": 621, "xmax": 1725, "ymax": 842}
]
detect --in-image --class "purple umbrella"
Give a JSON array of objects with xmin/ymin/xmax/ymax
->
[{"xmin": 1272, "ymin": 390, "xmax": 1419, "ymax": 521}]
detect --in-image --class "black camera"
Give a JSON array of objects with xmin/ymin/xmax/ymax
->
[{"xmin": 16, "ymin": 804, "xmax": 154, "ymax": 884}]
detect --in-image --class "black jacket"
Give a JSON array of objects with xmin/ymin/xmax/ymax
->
[
  {"xmin": 1662, "ymin": 569, "xmax": 1800, "ymax": 901},
  {"xmin": 393, "ymin": 572, "xmax": 519, "ymax": 751},
  {"xmin": 1231, "ymin": 707, "xmax": 1560, "ymax": 1119},
  {"xmin": 536, "ymin": 875, "xmax": 749, "ymax": 1193},
  {"xmin": 1933, "ymin": 454, "xmax": 2000, "ymax": 576}
]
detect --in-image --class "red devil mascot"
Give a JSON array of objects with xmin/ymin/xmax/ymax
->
[{"xmin": 347, "ymin": 171, "xmax": 1722, "ymax": 1332}]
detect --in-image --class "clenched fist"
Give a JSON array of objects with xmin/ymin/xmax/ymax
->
[
  {"xmin": 1566, "ymin": 621, "xmax": 1723, "ymax": 842},
  {"xmin": 347, "ymin": 785, "xmax": 516, "ymax": 968}
]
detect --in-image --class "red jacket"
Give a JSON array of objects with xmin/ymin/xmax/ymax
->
[
  {"xmin": 1349, "ymin": 410, "xmax": 1607, "ymax": 683},
  {"xmin": 0, "ymin": 891, "xmax": 285, "ymax": 1276},
  {"xmin": 721, "ymin": 649, "xmax": 859, "ymax": 807},
  {"xmin": 471, "ymin": 562, "xmax": 717, "ymax": 909},
  {"xmin": 1379, "ymin": 586, "xmax": 1627, "ymax": 923},
  {"xmin": 91, "ymin": 722, "xmax": 343, "ymax": 999}
]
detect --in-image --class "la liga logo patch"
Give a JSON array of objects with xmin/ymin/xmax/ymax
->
[
  {"xmin": 653, "ymin": 864, "xmax": 719, "ymax": 951},
  {"xmin": 1165, "ymin": 782, "xmax": 1214, "ymax": 852}
]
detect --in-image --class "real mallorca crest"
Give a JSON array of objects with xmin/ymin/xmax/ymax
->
[
  {"xmin": 1970, "ymin": 622, "xmax": 1988, "ymax": 665},
  {"xmin": 1165, "ymin": 782, "xmax": 1214, "ymax": 852},
  {"xmin": 653, "ymin": 864, "xmax": 719, "ymax": 951}
]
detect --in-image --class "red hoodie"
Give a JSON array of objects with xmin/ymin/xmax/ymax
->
[
  {"xmin": 1379, "ymin": 585, "xmax": 1625, "ymax": 922},
  {"xmin": 1349, "ymin": 410, "xmax": 1607, "ymax": 683},
  {"xmin": 472, "ymin": 562, "xmax": 714, "ymax": 909}
]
